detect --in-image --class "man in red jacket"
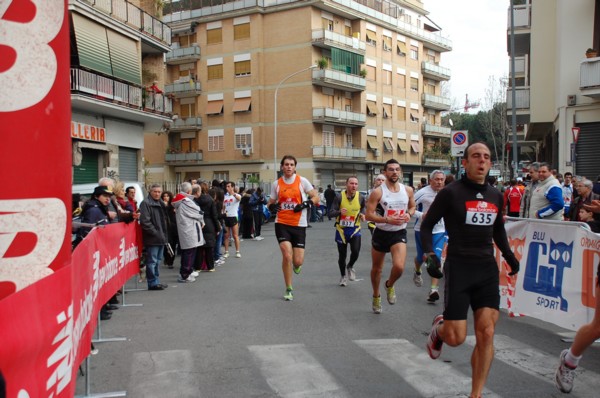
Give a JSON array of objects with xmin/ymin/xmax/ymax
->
[{"xmin": 503, "ymin": 179, "xmax": 523, "ymax": 217}]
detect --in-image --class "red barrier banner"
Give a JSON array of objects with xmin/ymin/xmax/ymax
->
[{"xmin": 0, "ymin": 223, "xmax": 140, "ymax": 397}]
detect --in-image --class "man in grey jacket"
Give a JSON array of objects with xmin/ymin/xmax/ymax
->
[
  {"xmin": 520, "ymin": 162, "xmax": 539, "ymax": 218},
  {"xmin": 173, "ymin": 182, "xmax": 205, "ymax": 283},
  {"xmin": 139, "ymin": 184, "xmax": 168, "ymax": 291}
]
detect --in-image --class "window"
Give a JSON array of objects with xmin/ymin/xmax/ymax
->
[
  {"xmin": 344, "ymin": 25, "xmax": 352, "ymax": 36},
  {"xmin": 181, "ymin": 137, "xmax": 197, "ymax": 152},
  {"xmin": 206, "ymin": 100, "xmax": 223, "ymax": 115},
  {"xmin": 410, "ymin": 76, "xmax": 419, "ymax": 91},
  {"xmin": 366, "ymin": 101, "xmax": 377, "ymax": 117},
  {"xmin": 242, "ymin": 172, "xmax": 259, "ymax": 182},
  {"xmin": 410, "ymin": 45, "xmax": 419, "ymax": 60},
  {"xmin": 180, "ymin": 101, "xmax": 196, "ymax": 118},
  {"xmin": 235, "ymin": 128, "xmax": 252, "ymax": 149},
  {"xmin": 382, "ymin": 36, "xmax": 392, "ymax": 52},
  {"xmin": 207, "ymin": 64, "xmax": 223, "ymax": 80},
  {"xmin": 384, "ymin": 70, "xmax": 392, "ymax": 85},
  {"xmin": 235, "ymin": 60, "xmax": 251, "ymax": 76},
  {"xmin": 345, "ymin": 131, "xmax": 353, "ymax": 147},
  {"xmin": 425, "ymin": 81, "xmax": 435, "ymax": 94},
  {"xmin": 366, "ymin": 31, "xmax": 377, "ymax": 46},
  {"xmin": 366, "ymin": 65, "xmax": 376, "ymax": 81},
  {"xmin": 322, "ymin": 130, "xmax": 335, "ymax": 147},
  {"xmin": 397, "ymin": 106, "xmax": 406, "ymax": 121},
  {"xmin": 322, "ymin": 18, "xmax": 334, "ymax": 31},
  {"xmin": 234, "ymin": 23, "xmax": 250, "ymax": 40},
  {"xmin": 213, "ymin": 171, "xmax": 228, "ymax": 181},
  {"xmin": 427, "ymin": 112, "xmax": 435, "ymax": 124},
  {"xmin": 208, "ymin": 130, "xmax": 224, "ymax": 151},
  {"xmin": 410, "ymin": 113, "xmax": 419, "ymax": 123},
  {"xmin": 383, "ymin": 138, "xmax": 394, "ymax": 152},
  {"xmin": 397, "ymin": 41, "xmax": 407, "ymax": 56},
  {"xmin": 207, "ymin": 28, "xmax": 222, "ymax": 45},
  {"xmin": 232, "ymin": 97, "xmax": 252, "ymax": 112},
  {"xmin": 382, "ymin": 104, "xmax": 391, "ymax": 119},
  {"xmin": 344, "ymin": 98, "xmax": 352, "ymax": 111},
  {"xmin": 397, "ymin": 74, "xmax": 405, "ymax": 89}
]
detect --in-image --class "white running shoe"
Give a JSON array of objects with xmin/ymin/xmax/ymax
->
[
  {"xmin": 555, "ymin": 349, "xmax": 576, "ymax": 393},
  {"xmin": 413, "ymin": 270, "xmax": 423, "ymax": 287},
  {"xmin": 339, "ymin": 275, "xmax": 348, "ymax": 286},
  {"xmin": 347, "ymin": 267, "xmax": 356, "ymax": 281},
  {"xmin": 426, "ymin": 314, "xmax": 444, "ymax": 359},
  {"xmin": 236, "ymin": 251, "xmax": 241, "ymax": 258},
  {"xmin": 223, "ymin": 252, "xmax": 229, "ymax": 258},
  {"xmin": 191, "ymin": 271, "xmax": 200, "ymax": 277}
]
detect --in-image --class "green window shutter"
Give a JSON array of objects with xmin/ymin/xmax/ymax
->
[
  {"xmin": 331, "ymin": 48, "xmax": 364, "ymax": 75},
  {"xmin": 107, "ymin": 30, "xmax": 141, "ymax": 85},
  {"xmin": 72, "ymin": 13, "xmax": 113, "ymax": 76}
]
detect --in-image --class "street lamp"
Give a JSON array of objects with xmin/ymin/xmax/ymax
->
[{"xmin": 273, "ymin": 64, "xmax": 318, "ymax": 180}]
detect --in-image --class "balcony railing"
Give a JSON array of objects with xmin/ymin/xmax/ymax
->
[
  {"xmin": 165, "ymin": 81, "xmax": 202, "ymax": 97},
  {"xmin": 580, "ymin": 58, "xmax": 600, "ymax": 88},
  {"xmin": 312, "ymin": 107, "xmax": 366, "ymax": 126},
  {"xmin": 312, "ymin": 29, "xmax": 366, "ymax": 54},
  {"xmin": 506, "ymin": 87, "xmax": 530, "ymax": 109},
  {"xmin": 70, "ymin": 67, "xmax": 172, "ymax": 115},
  {"xmin": 422, "ymin": 93, "xmax": 451, "ymax": 111},
  {"xmin": 312, "ymin": 145, "xmax": 367, "ymax": 159},
  {"xmin": 507, "ymin": 4, "xmax": 531, "ymax": 29},
  {"xmin": 169, "ymin": 116, "xmax": 203, "ymax": 131},
  {"xmin": 422, "ymin": 123, "xmax": 451, "ymax": 137},
  {"xmin": 421, "ymin": 61, "xmax": 451, "ymax": 81},
  {"xmin": 166, "ymin": 45, "xmax": 201, "ymax": 64},
  {"xmin": 165, "ymin": 151, "xmax": 203, "ymax": 163},
  {"xmin": 510, "ymin": 55, "xmax": 528, "ymax": 76},
  {"xmin": 78, "ymin": 0, "xmax": 171, "ymax": 46},
  {"xmin": 312, "ymin": 68, "xmax": 366, "ymax": 92}
]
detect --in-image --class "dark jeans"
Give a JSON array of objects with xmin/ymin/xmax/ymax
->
[
  {"xmin": 214, "ymin": 224, "xmax": 224, "ymax": 261},
  {"xmin": 197, "ymin": 246, "xmax": 215, "ymax": 270},
  {"xmin": 179, "ymin": 248, "xmax": 196, "ymax": 279},
  {"xmin": 252, "ymin": 210, "xmax": 263, "ymax": 236}
]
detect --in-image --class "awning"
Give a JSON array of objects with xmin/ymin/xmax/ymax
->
[
  {"xmin": 232, "ymin": 97, "xmax": 251, "ymax": 112},
  {"xmin": 106, "ymin": 30, "xmax": 141, "ymax": 85},
  {"xmin": 367, "ymin": 102, "xmax": 377, "ymax": 115},
  {"xmin": 411, "ymin": 142, "xmax": 421, "ymax": 153},
  {"xmin": 397, "ymin": 141, "xmax": 408, "ymax": 153},
  {"xmin": 383, "ymin": 138, "xmax": 394, "ymax": 152},
  {"xmin": 397, "ymin": 41, "xmax": 407, "ymax": 55},
  {"xmin": 72, "ymin": 13, "xmax": 112, "ymax": 76},
  {"xmin": 367, "ymin": 136, "xmax": 379, "ymax": 150},
  {"xmin": 366, "ymin": 31, "xmax": 377, "ymax": 43},
  {"xmin": 206, "ymin": 101, "xmax": 224, "ymax": 115},
  {"xmin": 382, "ymin": 104, "xmax": 391, "ymax": 118}
]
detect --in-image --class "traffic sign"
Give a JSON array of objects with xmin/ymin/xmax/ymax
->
[
  {"xmin": 572, "ymin": 127, "xmax": 580, "ymax": 143},
  {"xmin": 451, "ymin": 130, "xmax": 468, "ymax": 156}
]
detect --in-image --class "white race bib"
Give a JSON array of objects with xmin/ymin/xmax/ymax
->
[
  {"xmin": 465, "ymin": 201, "xmax": 498, "ymax": 226},
  {"xmin": 339, "ymin": 215, "xmax": 356, "ymax": 227}
]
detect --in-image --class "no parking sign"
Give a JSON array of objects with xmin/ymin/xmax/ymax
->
[{"xmin": 451, "ymin": 130, "xmax": 469, "ymax": 156}]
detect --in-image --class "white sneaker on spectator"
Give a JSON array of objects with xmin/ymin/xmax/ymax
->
[{"xmin": 191, "ymin": 271, "xmax": 200, "ymax": 277}]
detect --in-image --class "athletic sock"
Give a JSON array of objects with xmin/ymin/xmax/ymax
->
[{"xmin": 565, "ymin": 348, "xmax": 581, "ymax": 368}]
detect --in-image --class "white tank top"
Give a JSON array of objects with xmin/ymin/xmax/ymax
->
[{"xmin": 375, "ymin": 182, "xmax": 409, "ymax": 231}]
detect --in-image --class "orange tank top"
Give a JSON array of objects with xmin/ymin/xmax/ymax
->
[{"xmin": 276, "ymin": 175, "xmax": 304, "ymax": 227}]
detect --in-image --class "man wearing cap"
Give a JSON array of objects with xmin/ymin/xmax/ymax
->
[{"xmin": 139, "ymin": 183, "xmax": 169, "ymax": 291}]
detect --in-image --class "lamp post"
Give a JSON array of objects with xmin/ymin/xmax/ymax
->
[{"xmin": 274, "ymin": 64, "xmax": 318, "ymax": 180}]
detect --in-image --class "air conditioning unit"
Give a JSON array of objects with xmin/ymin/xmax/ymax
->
[
  {"xmin": 242, "ymin": 147, "xmax": 252, "ymax": 156},
  {"xmin": 567, "ymin": 95, "xmax": 576, "ymax": 106}
]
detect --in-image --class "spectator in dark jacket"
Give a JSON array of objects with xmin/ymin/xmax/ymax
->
[
  {"xmin": 240, "ymin": 188, "xmax": 254, "ymax": 239},
  {"xmin": 195, "ymin": 182, "xmax": 221, "ymax": 271},
  {"xmin": 139, "ymin": 184, "xmax": 168, "ymax": 291},
  {"xmin": 249, "ymin": 187, "xmax": 267, "ymax": 240},
  {"xmin": 161, "ymin": 191, "xmax": 178, "ymax": 269},
  {"xmin": 324, "ymin": 185, "xmax": 336, "ymax": 220}
]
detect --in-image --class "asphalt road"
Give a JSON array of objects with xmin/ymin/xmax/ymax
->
[{"xmin": 75, "ymin": 219, "xmax": 600, "ymax": 398}]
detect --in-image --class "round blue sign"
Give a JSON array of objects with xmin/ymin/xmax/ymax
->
[{"xmin": 453, "ymin": 132, "xmax": 466, "ymax": 145}]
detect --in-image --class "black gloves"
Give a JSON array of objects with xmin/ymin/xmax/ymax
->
[
  {"xmin": 268, "ymin": 203, "xmax": 281, "ymax": 214},
  {"xmin": 504, "ymin": 253, "xmax": 520, "ymax": 276},
  {"xmin": 425, "ymin": 253, "xmax": 443, "ymax": 279},
  {"xmin": 293, "ymin": 200, "xmax": 312, "ymax": 213}
]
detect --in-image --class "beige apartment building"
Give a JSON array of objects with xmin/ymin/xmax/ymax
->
[
  {"xmin": 508, "ymin": 0, "xmax": 600, "ymax": 179},
  {"xmin": 144, "ymin": 0, "xmax": 452, "ymax": 190}
]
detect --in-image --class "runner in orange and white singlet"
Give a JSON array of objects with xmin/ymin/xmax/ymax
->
[{"xmin": 267, "ymin": 155, "xmax": 319, "ymax": 301}]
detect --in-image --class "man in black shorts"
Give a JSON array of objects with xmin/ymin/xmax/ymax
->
[{"xmin": 420, "ymin": 142, "xmax": 519, "ymax": 398}]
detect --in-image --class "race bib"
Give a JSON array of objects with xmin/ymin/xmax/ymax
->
[
  {"xmin": 281, "ymin": 200, "xmax": 298, "ymax": 211},
  {"xmin": 340, "ymin": 215, "xmax": 356, "ymax": 227},
  {"xmin": 465, "ymin": 201, "xmax": 498, "ymax": 226}
]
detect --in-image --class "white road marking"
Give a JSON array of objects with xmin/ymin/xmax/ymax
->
[{"xmin": 248, "ymin": 343, "xmax": 348, "ymax": 398}]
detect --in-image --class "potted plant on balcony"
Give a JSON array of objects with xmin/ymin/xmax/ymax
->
[
  {"xmin": 586, "ymin": 48, "xmax": 598, "ymax": 58},
  {"xmin": 317, "ymin": 57, "xmax": 328, "ymax": 70},
  {"xmin": 359, "ymin": 68, "xmax": 367, "ymax": 78}
]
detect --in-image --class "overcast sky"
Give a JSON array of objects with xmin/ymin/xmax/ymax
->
[{"xmin": 424, "ymin": 0, "xmax": 509, "ymax": 112}]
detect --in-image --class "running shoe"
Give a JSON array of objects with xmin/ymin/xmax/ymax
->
[
  {"xmin": 284, "ymin": 287, "xmax": 294, "ymax": 301},
  {"xmin": 177, "ymin": 275, "xmax": 196, "ymax": 283},
  {"xmin": 293, "ymin": 265, "xmax": 302, "ymax": 275},
  {"xmin": 347, "ymin": 267, "xmax": 356, "ymax": 281},
  {"xmin": 223, "ymin": 252, "xmax": 229, "ymax": 258},
  {"xmin": 191, "ymin": 271, "xmax": 200, "ymax": 277},
  {"xmin": 555, "ymin": 349, "xmax": 576, "ymax": 393},
  {"xmin": 339, "ymin": 275, "xmax": 348, "ymax": 286},
  {"xmin": 372, "ymin": 296, "xmax": 382, "ymax": 314},
  {"xmin": 236, "ymin": 251, "xmax": 241, "ymax": 258},
  {"xmin": 254, "ymin": 236, "xmax": 265, "ymax": 241},
  {"xmin": 215, "ymin": 259, "xmax": 225, "ymax": 266},
  {"xmin": 385, "ymin": 281, "xmax": 396, "ymax": 304},
  {"xmin": 427, "ymin": 289, "xmax": 440, "ymax": 303},
  {"xmin": 413, "ymin": 270, "xmax": 423, "ymax": 287},
  {"xmin": 427, "ymin": 314, "xmax": 444, "ymax": 359}
]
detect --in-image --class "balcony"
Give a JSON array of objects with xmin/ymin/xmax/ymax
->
[
  {"xmin": 312, "ymin": 145, "xmax": 367, "ymax": 160},
  {"xmin": 169, "ymin": 116, "xmax": 203, "ymax": 131},
  {"xmin": 510, "ymin": 55, "xmax": 528, "ymax": 79},
  {"xmin": 507, "ymin": 4, "xmax": 531, "ymax": 56},
  {"xmin": 506, "ymin": 87, "xmax": 530, "ymax": 110},
  {"xmin": 70, "ymin": 67, "xmax": 172, "ymax": 131},
  {"xmin": 580, "ymin": 58, "xmax": 600, "ymax": 98},
  {"xmin": 76, "ymin": 0, "xmax": 171, "ymax": 48},
  {"xmin": 165, "ymin": 151, "xmax": 203, "ymax": 165},
  {"xmin": 422, "ymin": 123, "xmax": 451, "ymax": 138},
  {"xmin": 421, "ymin": 61, "xmax": 451, "ymax": 81},
  {"xmin": 422, "ymin": 152, "xmax": 451, "ymax": 167},
  {"xmin": 312, "ymin": 107, "xmax": 366, "ymax": 127},
  {"xmin": 422, "ymin": 93, "xmax": 451, "ymax": 111},
  {"xmin": 312, "ymin": 68, "xmax": 366, "ymax": 92},
  {"xmin": 166, "ymin": 45, "xmax": 201, "ymax": 65},
  {"xmin": 165, "ymin": 81, "xmax": 202, "ymax": 98},
  {"xmin": 312, "ymin": 29, "xmax": 366, "ymax": 55}
]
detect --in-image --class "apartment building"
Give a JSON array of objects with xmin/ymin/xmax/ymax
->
[
  {"xmin": 69, "ymin": 0, "xmax": 173, "ymax": 183},
  {"xmin": 508, "ymin": 0, "xmax": 600, "ymax": 179},
  {"xmin": 145, "ymin": 0, "xmax": 452, "ymax": 190}
]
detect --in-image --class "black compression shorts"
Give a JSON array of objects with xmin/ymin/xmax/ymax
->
[
  {"xmin": 443, "ymin": 258, "xmax": 500, "ymax": 320},
  {"xmin": 371, "ymin": 228, "xmax": 407, "ymax": 253},
  {"xmin": 275, "ymin": 223, "xmax": 306, "ymax": 248}
]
